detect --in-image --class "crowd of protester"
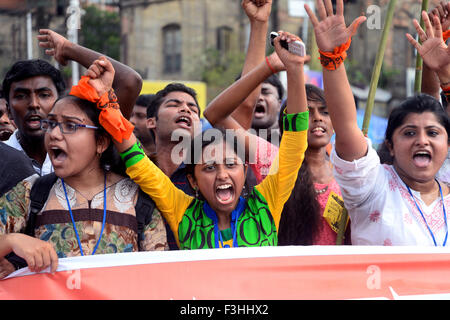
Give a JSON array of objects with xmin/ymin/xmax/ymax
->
[{"xmin": 1, "ymin": 0, "xmax": 450, "ymax": 278}]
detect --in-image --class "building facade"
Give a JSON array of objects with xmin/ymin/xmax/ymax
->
[
  {"xmin": 0, "ymin": 0, "xmax": 443, "ymax": 115},
  {"xmin": 120, "ymin": 0, "xmax": 248, "ymax": 81},
  {"xmin": 121, "ymin": 0, "xmax": 442, "ymax": 112}
]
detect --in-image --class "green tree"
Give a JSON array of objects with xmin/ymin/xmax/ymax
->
[
  {"xmin": 345, "ymin": 58, "xmax": 369, "ymax": 87},
  {"xmin": 80, "ymin": 5, "xmax": 120, "ymax": 60},
  {"xmin": 345, "ymin": 58, "xmax": 399, "ymax": 90},
  {"xmin": 194, "ymin": 48, "xmax": 246, "ymax": 103}
]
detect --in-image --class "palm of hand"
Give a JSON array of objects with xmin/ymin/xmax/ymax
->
[
  {"xmin": 314, "ymin": 16, "xmax": 350, "ymax": 52},
  {"xmin": 420, "ymin": 39, "xmax": 450, "ymax": 71}
]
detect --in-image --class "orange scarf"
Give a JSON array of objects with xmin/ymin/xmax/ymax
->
[
  {"xmin": 443, "ymin": 30, "xmax": 450, "ymax": 42},
  {"xmin": 318, "ymin": 38, "xmax": 352, "ymax": 71},
  {"xmin": 69, "ymin": 76, "xmax": 134, "ymax": 143}
]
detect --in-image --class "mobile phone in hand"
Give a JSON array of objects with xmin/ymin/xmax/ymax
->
[{"xmin": 270, "ymin": 31, "xmax": 305, "ymax": 57}]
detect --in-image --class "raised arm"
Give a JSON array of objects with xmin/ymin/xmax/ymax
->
[
  {"xmin": 228, "ymin": 0, "xmax": 272, "ymax": 130},
  {"xmin": 407, "ymin": 11, "xmax": 450, "ymax": 100},
  {"xmin": 204, "ymin": 52, "xmax": 284, "ymax": 128},
  {"xmin": 305, "ymin": 0, "xmax": 367, "ymax": 161},
  {"xmin": 274, "ymin": 32, "xmax": 308, "ymax": 115},
  {"xmin": 37, "ymin": 29, "xmax": 142, "ymax": 119},
  {"xmin": 254, "ymin": 31, "xmax": 309, "ymax": 229},
  {"xmin": 421, "ymin": 2, "xmax": 450, "ymax": 99},
  {"xmin": 78, "ymin": 58, "xmax": 192, "ymax": 242},
  {"xmin": 422, "ymin": 63, "xmax": 442, "ymax": 100},
  {"xmin": 203, "ymin": 49, "xmax": 285, "ymax": 164}
]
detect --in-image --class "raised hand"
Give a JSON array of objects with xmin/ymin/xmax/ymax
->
[
  {"xmin": 406, "ymin": 11, "xmax": 450, "ymax": 73},
  {"xmin": 37, "ymin": 29, "xmax": 71, "ymax": 66},
  {"xmin": 272, "ymin": 31, "xmax": 309, "ymax": 69},
  {"xmin": 304, "ymin": 0, "xmax": 366, "ymax": 52},
  {"xmin": 429, "ymin": 1, "xmax": 450, "ymax": 31},
  {"xmin": 242, "ymin": 0, "xmax": 272, "ymax": 23},
  {"xmin": 86, "ymin": 56, "xmax": 115, "ymax": 97}
]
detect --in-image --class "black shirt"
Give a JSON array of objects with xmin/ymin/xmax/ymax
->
[{"xmin": 0, "ymin": 142, "xmax": 36, "ymax": 197}]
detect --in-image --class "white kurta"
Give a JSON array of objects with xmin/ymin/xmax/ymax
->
[
  {"xmin": 331, "ymin": 138, "xmax": 449, "ymax": 246},
  {"xmin": 437, "ymin": 150, "xmax": 450, "ymax": 185}
]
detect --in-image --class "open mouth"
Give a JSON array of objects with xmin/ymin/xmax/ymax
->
[
  {"xmin": 253, "ymin": 104, "xmax": 266, "ymax": 119},
  {"xmin": 0, "ymin": 128, "xmax": 13, "ymax": 140},
  {"xmin": 215, "ymin": 183, "xmax": 234, "ymax": 204},
  {"xmin": 0, "ymin": 127, "xmax": 13, "ymax": 134},
  {"xmin": 311, "ymin": 126, "xmax": 326, "ymax": 137},
  {"xmin": 175, "ymin": 116, "xmax": 192, "ymax": 128},
  {"xmin": 412, "ymin": 150, "xmax": 432, "ymax": 168},
  {"xmin": 26, "ymin": 115, "xmax": 42, "ymax": 130},
  {"xmin": 49, "ymin": 146, "xmax": 68, "ymax": 165}
]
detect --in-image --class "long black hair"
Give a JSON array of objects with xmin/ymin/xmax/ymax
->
[{"xmin": 277, "ymin": 84, "xmax": 325, "ymax": 245}]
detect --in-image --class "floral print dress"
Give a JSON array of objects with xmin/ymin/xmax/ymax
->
[{"xmin": 0, "ymin": 175, "xmax": 168, "ymax": 258}]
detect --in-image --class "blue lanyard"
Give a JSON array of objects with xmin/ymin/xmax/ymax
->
[
  {"xmin": 217, "ymin": 227, "xmax": 235, "ymax": 248},
  {"xmin": 61, "ymin": 174, "xmax": 107, "ymax": 256},
  {"xmin": 406, "ymin": 180, "xmax": 448, "ymax": 247},
  {"xmin": 203, "ymin": 197, "xmax": 246, "ymax": 248}
]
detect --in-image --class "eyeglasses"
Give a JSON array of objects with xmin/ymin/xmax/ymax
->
[{"xmin": 40, "ymin": 119, "xmax": 98, "ymax": 134}]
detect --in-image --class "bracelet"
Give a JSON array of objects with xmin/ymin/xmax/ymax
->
[
  {"xmin": 120, "ymin": 140, "xmax": 145, "ymax": 168},
  {"xmin": 265, "ymin": 56, "xmax": 277, "ymax": 74},
  {"xmin": 282, "ymin": 110, "xmax": 309, "ymax": 132},
  {"xmin": 97, "ymin": 89, "xmax": 119, "ymax": 110},
  {"xmin": 319, "ymin": 53, "xmax": 347, "ymax": 71},
  {"xmin": 441, "ymin": 84, "xmax": 450, "ymax": 97},
  {"xmin": 443, "ymin": 30, "xmax": 450, "ymax": 42},
  {"xmin": 319, "ymin": 38, "xmax": 352, "ymax": 71}
]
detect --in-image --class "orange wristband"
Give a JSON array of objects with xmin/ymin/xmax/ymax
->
[
  {"xmin": 443, "ymin": 30, "xmax": 450, "ymax": 42},
  {"xmin": 319, "ymin": 37, "xmax": 352, "ymax": 71},
  {"xmin": 441, "ymin": 83, "xmax": 450, "ymax": 104},
  {"xmin": 265, "ymin": 56, "xmax": 276, "ymax": 74},
  {"xmin": 69, "ymin": 76, "xmax": 134, "ymax": 143}
]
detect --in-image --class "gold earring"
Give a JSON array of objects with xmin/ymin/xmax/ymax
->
[{"xmin": 194, "ymin": 187, "xmax": 199, "ymax": 198}]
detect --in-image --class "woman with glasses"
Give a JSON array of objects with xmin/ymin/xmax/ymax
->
[{"xmin": 0, "ymin": 70, "xmax": 169, "ymax": 279}]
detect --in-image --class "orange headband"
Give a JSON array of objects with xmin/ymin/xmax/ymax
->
[{"xmin": 69, "ymin": 76, "xmax": 134, "ymax": 143}]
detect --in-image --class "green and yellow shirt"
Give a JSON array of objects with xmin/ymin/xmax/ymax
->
[{"xmin": 123, "ymin": 111, "xmax": 309, "ymax": 249}]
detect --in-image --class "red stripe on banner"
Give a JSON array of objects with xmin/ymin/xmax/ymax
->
[{"xmin": 2, "ymin": 252, "xmax": 450, "ymax": 299}]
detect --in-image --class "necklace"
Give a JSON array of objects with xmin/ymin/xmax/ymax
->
[
  {"xmin": 406, "ymin": 180, "xmax": 448, "ymax": 247},
  {"xmin": 61, "ymin": 173, "xmax": 107, "ymax": 256},
  {"xmin": 315, "ymin": 185, "xmax": 329, "ymax": 195}
]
